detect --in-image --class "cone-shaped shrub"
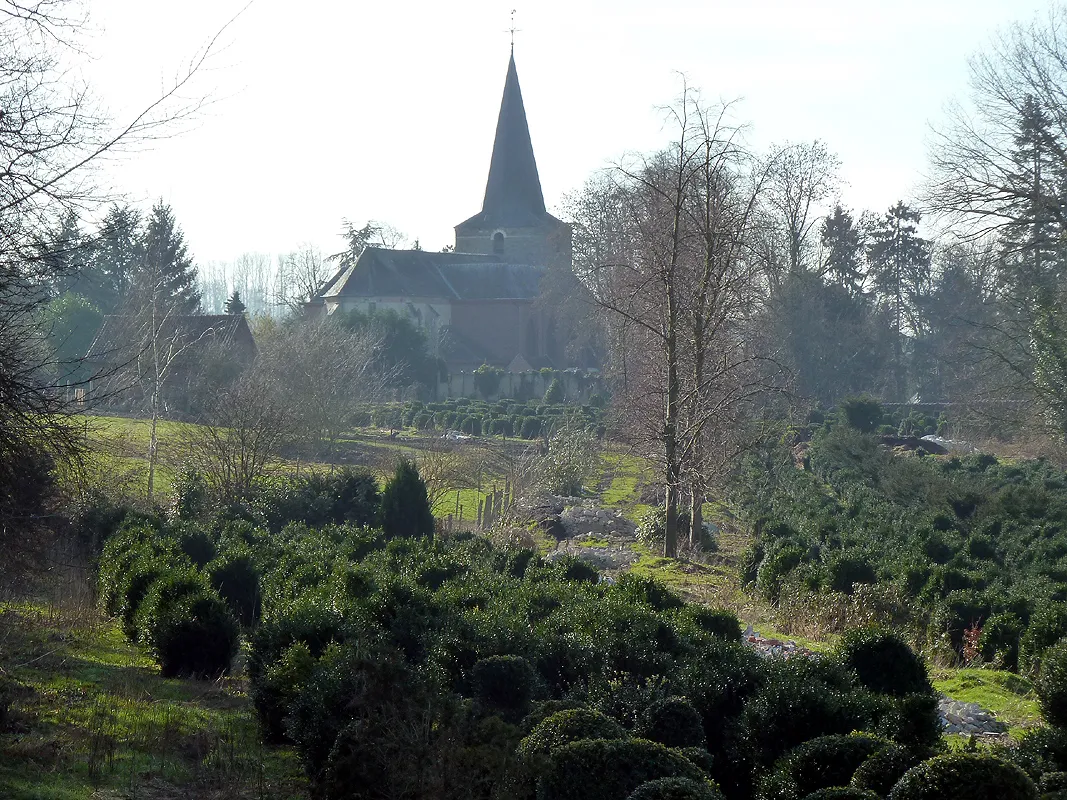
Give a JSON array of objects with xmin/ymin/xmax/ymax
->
[
  {"xmin": 379, "ymin": 459, "xmax": 434, "ymax": 539},
  {"xmin": 1039, "ymin": 638, "xmax": 1067, "ymax": 727},
  {"xmin": 151, "ymin": 590, "xmax": 239, "ymax": 678}
]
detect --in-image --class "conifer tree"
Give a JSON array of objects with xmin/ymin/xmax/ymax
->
[
  {"xmin": 820, "ymin": 205, "xmax": 865, "ymax": 296},
  {"xmin": 88, "ymin": 204, "xmax": 142, "ymax": 314},
  {"xmin": 136, "ymin": 201, "xmax": 201, "ymax": 315},
  {"xmin": 379, "ymin": 459, "xmax": 434, "ymax": 539},
  {"xmin": 224, "ymin": 290, "xmax": 246, "ymax": 315}
]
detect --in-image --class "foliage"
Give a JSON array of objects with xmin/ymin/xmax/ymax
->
[
  {"xmin": 534, "ymin": 418, "xmax": 600, "ymax": 496},
  {"xmin": 838, "ymin": 396, "xmax": 883, "ymax": 434},
  {"xmin": 206, "ymin": 548, "xmax": 262, "ymax": 627},
  {"xmin": 887, "ymin": 753, "xmax": 1037, "ymax": 800},
  {"xmin": 638, "ymin": 697, "xmax": 706, "ymax": 749},
  {"xmin": 758, "ymin": 733, "xmax": 889, "ymax": 800},
  {"xmin": 627, "ymin": 777, "xmax": 724, "ymax": 800},
  {"xmin": 379, "ymin": 459, "xmax": 435, "ymax": 539},
  {"xmin": 518, "ymin": 709, "xmax": 627, "ymax": 759},
  {"xmin": 849, "ymin": 744, "xmax": 919, "ymax": 796},
  {"xmin": 150, "ymin": 590, "xmax": 240, "ymax": 678},
  {"xmin": 1039, "ymin": 638, "xmax": 1067, "ymax": 728},
  {"xmin": 544, "ymin": 377, "xmax": 565, "ymax": 404},
  {"xmin": 539, "ymin": 738, "xmax": 708, "ymax": 800},
  {"xmin": 837, "ymin": 628, "xmax": 932, "ymax": 697},
  {"xmin": 472, "ymin": 655, "xmax": 539, "ymax": 715}
]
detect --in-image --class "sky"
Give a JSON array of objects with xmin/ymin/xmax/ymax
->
[{"xmin": 81, "ymin": 0, "xmax": 1055, "ymax": 266}]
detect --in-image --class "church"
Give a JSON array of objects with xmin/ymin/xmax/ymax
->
[{"xmin": 314, "ymin": 52, "xmax": 575, "ymax": 373}]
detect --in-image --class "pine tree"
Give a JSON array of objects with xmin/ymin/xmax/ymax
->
[
  {"xmin": 136, "ymin": 201, "xmax": 201, "ymax": 315},
  {"xmin": 87, "ymin": 204, "xmax": 142, "ymax": 314},
  {"xmin": 821, "ymin": 205, "xmax": 865, "ymax": 295},
  {"xmin": 866, "ymin": 202, "xmax": 932, "ymax": 401},
  {"xmin": 224, "ymin": 290, "xmax": 246, "ymax": 315}
]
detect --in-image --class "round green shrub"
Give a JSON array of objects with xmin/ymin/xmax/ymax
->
[
  {"xmin": 149, "ymin": 590, "xmax": 239, "ymax": 678},
  {"xmin": 1040, "ymin": 772, "xmax": 1067, "ymax": 794},
  {"xmin": 1039, "ymin": 638, "xmax": 1067, "ymax": 727},
  {"xmin": 801, "ymin": 790, "xmax": 880, "ymax": 800},
  {"xmin": 115, "ymin": 553, "xmax": 175, "ymax": 640},
  {"xmin": 1010, "ymin": 726, "xmax": 1067, "ymax": 781},
  {"xmin": 980, "ymin": 612, "xmax": 1024, "ymax": 671},
  {"xmin": 97, "ymin": 523, "xmax": 163, "ymax": 615},
  {"xmin": 837, "ymin": 628, "xmax": 931, "ymax": 697},
  {"xmin": 520, "ymin": 416, "xmax": 542, "ymax": 439},
  {"xmin": 518, "ymin": 708, "xmax": 627, "ymax": 759},
  {"xmin": 838, "ymin": 396, "xmax": 883, "ymax": 433},
  {"xmin": 850, "ymin": 743, "xmax": 918, "ymax": 796},
  {"xmin": 887, "ymin": 753, "xmax": 1037, "ymax": 800},
  {"xmin": 206, "ymin": 549, "xmax": 261, "ymax": 627},
  {"xmin": 626, "ymin": 777, "xmax": 723, "ymax": 800},
  {"xmin": 611, "ymin": 573, "xmax": 684, "ymax": 612},
  {"xmin": 761, "ymin": 734, "xmax": 889, "ymax": 800},
  {"xmin": 551, "ymin": 554, "xmax": 599, "ymax": 583},
  {"xmin": 539, "ymin": 738, "xmax": 707, "ymax": 800},
  {"xmin": 134, "ymin": 567, "xmax": 210, "ymax": 644},
  {"xmin": 175, "ymin": 524, "xmax": 216, "ymax": 567},
  {"xmin": 638, "ymin": 697, "xmax": 705, "ymax": 749},
  {"xmin": 471, "ymin": 655, "xmax": 538, "ymax": 713},
  {"xmin": 1021, "ymin": 603, "xmax": 1067, "ymax": 675},
  {"xmin": 685, "ymin": 607, "xmax": 743, "ymax": 641}
]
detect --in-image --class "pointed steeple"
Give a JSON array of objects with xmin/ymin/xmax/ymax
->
[{"xmin": 472, "ymin": 53, "xmax": 548, "ymax": 228}]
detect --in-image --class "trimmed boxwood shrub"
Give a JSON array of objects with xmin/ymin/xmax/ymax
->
[
  {"xmin": 175, "ymin": 524, "xmax": 216, "ymax": 567},
  {"xmin": 379, "ymin": 459, "xmax": 434, "ymax": 540},
  {"xmin": 518, "ymin": 708, "xmax": 627, "ymax": 759},
  {"xmin": 837, "ymin": 628, "xmax": 932, "ymax": 697},
  {"xmin": 684, "ymin": 607, "xmax": 743, "ymax": 641},
  {"xmin": 539, "ymin": 738, "xmax": 708, "ymax": 800},
  {"xmin": 626, "ymin": 777, "xmax": 723, "ymax": 800},
  {"xmin": 980, "ymin": 612, "xmax": 1024, "ymax": 671},
  {"xmin": 1039, "ymin": 638, "xmax": 1067, "ymax": 727},
  {"xmin": 760, "ymin": 734, "xmax": 889, "ymax": 800},
  {"xmin": 521, "ymin": 416, "xmax": 542, "ymax": 439},
  {"xmin": 134, "ymin": 567, "xmax": 210, "ymax": 644},
  {"xmin": 638, "ymin": 697, "xmax": 705, "ymax": 748},
  {"xmin": 887, "ymin": 753, "xmax": 1038, "ymax": 800},
  {"xmin": 850, "ymin": 744, "xmax": 919, "ymax": 796},
  {"xmin": 800, "ymin": 790, "xmax": 879, "ymax": 800},
  {"xmin": 471, "ymin": 655, "xmax": 538, "ymax": 714},
  {"xmin": 151, "ymin": 590, "xmax": 239, "ymax": 678},
  {"xmin": 206, "ymin": 549, "xmax": 261, "ymax": 627},
  {"xmin": 116, "ymin": 552, "xmax": 183, "ymax": 640}
]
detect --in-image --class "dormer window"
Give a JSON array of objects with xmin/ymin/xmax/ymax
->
[{"xmin": 492, "ymin": 231, "xmax": 505, "ymax": 254}]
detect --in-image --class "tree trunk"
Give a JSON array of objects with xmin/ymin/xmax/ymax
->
[
  {"xmin": 690, "ymin": 484, "xmax": 703, "ymax": 548},
  {"xmin": 664, "ymin": 281, "xmax": 680, "ymax": 559}
]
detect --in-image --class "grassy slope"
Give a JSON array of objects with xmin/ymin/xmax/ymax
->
[{"xmin": 0, "ymin": 603, "xmax": 306, "ymax": 800}]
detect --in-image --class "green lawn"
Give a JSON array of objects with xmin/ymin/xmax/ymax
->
[
  {"xmin": 931, "ymin": 668, "xmax": 1042, "ymax": 734},
  {"xmin": 0, "ymin": 602, "xmax": 306, "ymax": 800}
]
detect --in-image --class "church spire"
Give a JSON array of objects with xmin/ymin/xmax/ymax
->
[{"xmin": 478, "ymin": 52, "xmax": 548, "ymax": 227}]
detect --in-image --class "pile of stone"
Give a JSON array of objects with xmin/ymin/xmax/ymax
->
[
  {"xmin": 938, "ymin": 698, "xmax": 1009, "ymax": 736},
  {"xmin": 741, "ymin": 626, "xmax": 816, "ymax": 659},
  {"xmin": 560, "ymin": 506, "xmax": 638, "ymax": 540}
]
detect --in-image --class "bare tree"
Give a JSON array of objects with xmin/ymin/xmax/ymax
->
[
  {"xmin": 178, "ymin": 366, "xmax": 297, "ymax": 497},
  {"xmin": 754, "ymin": 140, "xmax": 841, "ymax": 287},
  {"xmin": 275, "ymin": 243, "xmax": 329, "ymax": 312},
  {"xmin": 258, "ymin": 318, "xmax": 395, "ymax": 456},
  {"xmin": 572, "ymin": 87, "xmax": 782, "ymax": 557}
]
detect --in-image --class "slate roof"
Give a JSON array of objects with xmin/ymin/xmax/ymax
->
[
  {"xmin": 86, "ymin": 313, "xmax": 256, "ymax": 362},
  {"xmin": 318, "ymin": 247, "xmax": 544, "ymax": 301},
  {"xmin": 455, "ymin": 53, "xmax": 563, "ymax": 232}
]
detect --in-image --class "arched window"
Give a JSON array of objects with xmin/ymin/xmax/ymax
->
[{"xmin": 492, "ymin": 231, "xmax": 505, "ymax": 255}]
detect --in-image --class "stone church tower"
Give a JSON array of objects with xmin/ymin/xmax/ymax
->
[{"xmin": 454, "ymin": 53, "xmax": 572, "ymax": 268}]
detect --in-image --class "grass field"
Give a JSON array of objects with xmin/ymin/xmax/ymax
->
[{"xmin": 0, "ymin": 602, "xmax": 306, "ymax": 800}]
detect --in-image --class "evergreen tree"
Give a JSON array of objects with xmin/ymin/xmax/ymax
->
[
  {"xmin": 224, "ymin": 290, "xmax": 247, "ymax": 315},
  {"xmin": 820, "ymin": 204, "xmax": 865, "ymax": 295},
  {"xmin": 136, "ymin": 201, "xmax": 201, "ymax": 315},
  {"xmin": 37, "ymin": 210, "xmax": 90, "ymax": 298},
  {"xmin": 379, "ymin": 459, "xmax": 434, "ymax": 539},
  {"xmin": 866, "ymin": 202, "xmax": 932, "ymax": 400},
  {"xmin": 88, "ymin": 204, "xmax": 142, "ymax": 314}
]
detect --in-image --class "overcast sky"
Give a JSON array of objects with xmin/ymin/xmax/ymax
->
[{"xmin": 84, "ymin": 0, "xmax": 1053, "ymax": 266}]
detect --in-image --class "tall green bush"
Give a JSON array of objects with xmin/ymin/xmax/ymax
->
[
  {"xmin": 887, "ymin": 753, "xmax": 1037, "ymax": 800},
  {"xmin": 379, "ymin": 459, "xmax": 434, "ymax": 540}
]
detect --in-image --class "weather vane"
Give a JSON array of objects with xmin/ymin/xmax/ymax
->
[{"xmin": 507, "ymin": 9, "xmax": 520, "ymax": 52}]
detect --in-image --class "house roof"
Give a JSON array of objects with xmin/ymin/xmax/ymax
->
[
  {"xmin": 455, "ymin": 53, "xmax": 562, "ymax": 233},
  {"xmin": 318, "ymin": 247, "xmax": 544, "ymax": 301},
  {"xmin": 86, "ymin": 313, "xmax": 256, "ymax": 362}
]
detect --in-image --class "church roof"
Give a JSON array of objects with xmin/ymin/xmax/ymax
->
[
  {"xmin": 318, "ymin": 247, "xmax": 543, "ymax": 301},
  {"xmin": 86, "ymin": 313, "xmax": 256, "ymax": 363},
  {"xmin": 456, "ymin": 53, "xmax": 560, "ymax": 232}
]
